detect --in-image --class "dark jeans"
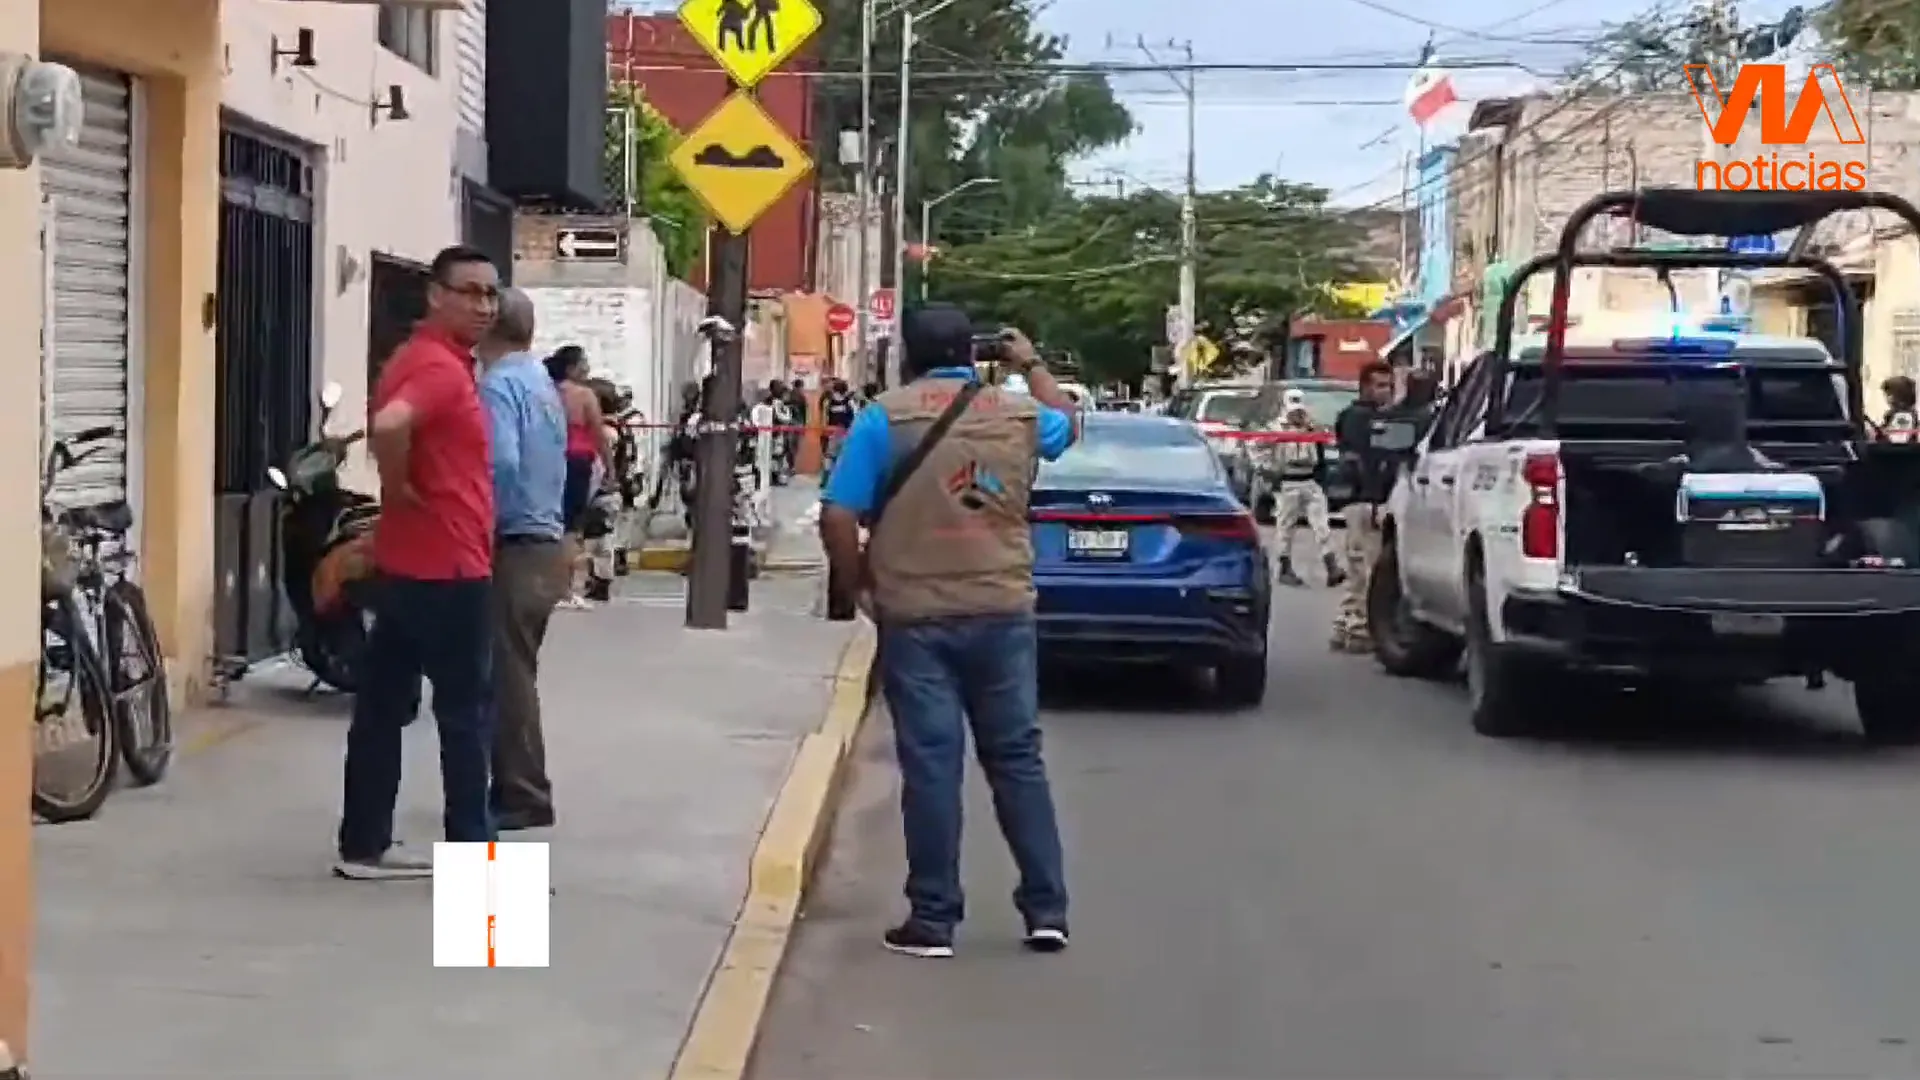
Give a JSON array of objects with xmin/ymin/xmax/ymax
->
[
  {"xmin": 879, "ymin": 612, "xmax": 1067, "ymax": 931},
  {"xmin": 490, "ymin": 539, "xmax": 567, "ymax": 817},
  {"xmin": 338, "ymin": 575, "xmax": 495, "ymax": 860}
]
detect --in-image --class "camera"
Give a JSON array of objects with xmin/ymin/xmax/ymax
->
[{"xmin": 972, "ymin": 330, "xmax": 1010, "ymax": 365}]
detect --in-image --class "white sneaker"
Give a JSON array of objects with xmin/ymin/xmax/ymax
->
[
  {"xmin": 558, "ymin": 595, "xmax": 593, "ymax": 611},
  {"xmin": 333, "ymin": 847, "xmax": 432, "ymax": 881}
]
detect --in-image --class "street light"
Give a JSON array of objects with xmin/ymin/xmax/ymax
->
[
  {"xmin": 918, "ymin": 177, "xmax": 999, "ymax": 300},
  {"xmin": 885, "ymin": 0, "xmax": 965, "ymax": 386}
]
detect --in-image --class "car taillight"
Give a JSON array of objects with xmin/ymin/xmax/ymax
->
[
  {"xmin": 1177, "ymin": 512, "xmax": 1260, "ymax": 543},
  {"xmin": 1520, "ymin": 451, "xmax": 1559, "ymax": 560}
]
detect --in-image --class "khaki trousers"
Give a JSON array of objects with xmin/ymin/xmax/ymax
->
[{"xmin": 491, "ymin": 538, "xmax": 569, "ymax": 816}]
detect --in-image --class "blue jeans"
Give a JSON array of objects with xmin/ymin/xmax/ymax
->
[
  {"xmin": 879, "ymin": 612, "xmax": 1067, "ymax": 931},
  {"xmin": 338, "ymin": 576, "xmax": 496, "ymax": 860}
]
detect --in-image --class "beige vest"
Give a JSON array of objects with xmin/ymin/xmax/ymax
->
[{"xmin": 867, "ymin": 377, "xmax": 1041, "ymax": 621}]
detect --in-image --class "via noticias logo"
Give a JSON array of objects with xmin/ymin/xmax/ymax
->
[{"xmin": 1686, "ymin": 63, "xmax": 1868, "ymax": 192}]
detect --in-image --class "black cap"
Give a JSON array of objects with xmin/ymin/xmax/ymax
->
[{"xmin": 902, "ymin": 303, "xmax": 974, "ymax": 377}]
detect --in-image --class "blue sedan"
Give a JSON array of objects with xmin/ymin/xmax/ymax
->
[{"xmin": 1031, "ymin": 413, "xmax": 1271, "ymax": 705}]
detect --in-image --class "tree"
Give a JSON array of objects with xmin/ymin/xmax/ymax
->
[
  {"xmin": 927, "ymin": 178, "xmax": 1369, "ymax": 386},
  {"xmin": 605, "ymin": 83, "xmax": 705, "ymax": 279},
  {"xmin": 808, "ymin": 0, "xmax": 1134, "ymax": 228},
  {"xmin": 1569, "ymin": 2, "xmax": 1817, "ymax": 90},
  {"xmin": 1818, "ymin": 0, "xmax": 1920, "ymax": 89}
]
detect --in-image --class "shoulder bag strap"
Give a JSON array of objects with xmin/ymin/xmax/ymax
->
[{"xmin": 868, "ymin": 381, "xmax": 983, "ymax": 528}]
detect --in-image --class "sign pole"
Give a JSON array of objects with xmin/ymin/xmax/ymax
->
[
  {"xmin": 673, "ymin": 0, "xmax": 821, "ymax": 629},
  {"xmin": 686, "ymin": 213, "xmax": 750, "ymax": 629}
]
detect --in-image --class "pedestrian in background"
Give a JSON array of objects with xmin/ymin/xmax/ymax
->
[
  {"xmin": 819, "ymin": 305, "xmax": 1076, "ymax": 959},
  {"xmin": 785, "ymin": 377, "xmax": 810, "ymax": 469},
  {"xmin": 1881, "ymin": 375, "xmax": 1917, "ymax": 443},
  {"xmin": 822, "ymin": 378, "xmax": 857, "ymax": 478},
  {"xmin": 475, "ymin": 288, "xmax": 568, "ymax": 832},
  {"xmin": 336, "ymin": 244, "xmax": 499, "ymax": 880},
  {"xmin": 1329, "ymin": 361, "xmax": 1397, "ymax": 654},
  {"xmin": 547, "ymin": 345, "xmax": 611, "ymax": 609},
  {"xmin": 1265, "ymin": 387, "xmax": 1343, "ymax": 589}
]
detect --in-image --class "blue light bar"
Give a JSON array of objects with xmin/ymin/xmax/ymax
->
[{"xmin": 1613, "ymin": 336, "xmax": 1741, "ymax": 355}]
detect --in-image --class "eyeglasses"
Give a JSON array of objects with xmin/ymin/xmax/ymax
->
[{"xmin": 436, "ymin": 281, "xmax": 499, "ymax": 301}]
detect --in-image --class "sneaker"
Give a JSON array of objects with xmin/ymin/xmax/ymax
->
[
  {"xmin": 332, "ymin": 848, "xmax": 432, "ymax": 881},
  {"xmin": 882, "ymin": 921, "xmax": 955, "ymax": 959},
  {"xmin": 558, "ymin": 595, "xmax": 593, "ymax": 611},
  {"xmin": 1023, "ymin": 924, "xmax": 1069, "ymax": 954}
]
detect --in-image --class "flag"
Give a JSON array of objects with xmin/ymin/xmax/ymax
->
[{"xmin": 1405, "ymin": 53, "xmax": 1456, "ymax": 127}]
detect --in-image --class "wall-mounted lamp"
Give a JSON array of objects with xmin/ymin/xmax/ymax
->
[
  {"xmin": 270, "ymin": 28, "xmax": 316, "ymax": 74},
  {"xmin": 370, "ymin": 84, "xmax": 408, "ymax": 125}
]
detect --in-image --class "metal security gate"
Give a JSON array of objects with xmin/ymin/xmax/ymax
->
[
  {"xmin": 212, "ymin": 122, "xmax": 315, "ymax": 665},
  {"xmin": 39, "ymin": 64, "xmax": 135, "ymax": 516}
]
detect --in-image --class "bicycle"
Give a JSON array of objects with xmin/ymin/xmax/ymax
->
[{"xmin": 35, "ymin": 427, "xmax": 172, "ymax": 821}]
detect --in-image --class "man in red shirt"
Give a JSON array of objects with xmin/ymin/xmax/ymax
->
[{"xmin": 335, "ymin": 245, "xmax": 501, "ymax": 880}]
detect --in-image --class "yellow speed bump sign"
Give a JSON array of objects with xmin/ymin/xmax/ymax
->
[
  {"xmin": 668, "ymin": 91, "xmax": 815, "ymax": 235},
  {"xmin": 678, "ymin": 0, "xmax": 823, "ymax": 88}
]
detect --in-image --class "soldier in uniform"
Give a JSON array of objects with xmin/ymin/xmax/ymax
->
[
  {"xmin": 1263, "ymin": 388, "xmax": 1344, "ymax": 588},
  {"xmin": 818, "ymin": 304, "xmax": 1077, "ymax": 960}
]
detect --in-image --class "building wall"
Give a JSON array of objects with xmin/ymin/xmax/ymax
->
[
  {"xmin": 1453, "ymin": 89, "xmax": 1920, "ymax": 340},
  {"xmin": 607, "ymin": 11, "xmax": 816, "ymax": 295},
  {"xmin": 0, "ymin": 0, "xmax": 39, "ymax": 1055},
  {"xmin": 221, "ymin": 0, "xmax": 468, "ymax": 466},
  {"xmin": 5, "ymin": 0, "xmax": 223, "ymax": 1057}
]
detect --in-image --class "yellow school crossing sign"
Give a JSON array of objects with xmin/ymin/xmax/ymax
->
[
  {"xmin": 668, "ymin": 92, "xmax": 814, "ymax": 234},
  {"xmin": 1181, "ymin": 335, "xmax": 1221, "ymax": 373},
  {"xmin": 678, "ymin": 0, "xmax": 823, "ymax": 88}
]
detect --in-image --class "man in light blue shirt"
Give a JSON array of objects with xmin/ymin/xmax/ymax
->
[
  {"xmin": 819, "ymin": 306, "xmax": 1078, "ymax": 959},
  {"xmin": 475, "ymin": 288, "xmax": 569, "ymax": 831}
]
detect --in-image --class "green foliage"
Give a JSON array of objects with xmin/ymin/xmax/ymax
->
[
  {"xmin": 927, "ymin": 177, "xmax": 1370, "ymax": 386},
  {"xmin": 1818, "ymin": 0, "xmax": 1920, "ymax": 89},
  {"xmin": 808, "ymin": 0, "xmax": 1134, "ymax": 220},
  {"xmin": 605, "ymin": 83, "xmax": 705, "ymax": 279}
]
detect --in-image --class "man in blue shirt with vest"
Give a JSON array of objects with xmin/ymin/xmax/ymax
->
[
  {"xmin": 476, "ymin": 288, "xmax": 570, "ymax": 831},
  {"xmin": 820, "ymin": 304, "xmax": 1079, "ymax": 959}
]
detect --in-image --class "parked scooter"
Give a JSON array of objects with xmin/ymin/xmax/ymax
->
[{"xmin": 265, "ymin": 382, "xmax": 378, "ymax": 693}]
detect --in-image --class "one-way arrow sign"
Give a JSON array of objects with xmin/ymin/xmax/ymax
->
[{"xmin": 555, "ymin": 227, "xmax": 624, "ymax": 261}]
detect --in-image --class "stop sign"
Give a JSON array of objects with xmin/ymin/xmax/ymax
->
[
  {"xmin": 870, "ymin": 288, "xmax": 896, "ymax": 322},
  {"xmin": 826, "ymin": 303, "xmax": 856, "ymax": 334}
]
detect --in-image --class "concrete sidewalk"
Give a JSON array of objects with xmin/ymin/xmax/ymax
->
[{"xmin": 32, "ymin": 573, "xmax": 857, "ymax": 1079}]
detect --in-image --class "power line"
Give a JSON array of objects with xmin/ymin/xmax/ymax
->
[
  {"xmin": 1335, "ymin": 0, "xmax": 1615, "ymax": 45},
  {"xmin": 609, "ymin": 53, "xmax": 1566, "ymax": 80}
]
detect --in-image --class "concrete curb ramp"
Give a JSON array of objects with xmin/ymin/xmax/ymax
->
[{"xmin": 667, "ymin": 618, "xmax": 879, "ymax": 1080}]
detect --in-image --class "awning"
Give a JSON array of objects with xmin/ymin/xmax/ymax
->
[{"xmin": 1378, "ymin": 295, "xmax": 1465, "ymax": 358}]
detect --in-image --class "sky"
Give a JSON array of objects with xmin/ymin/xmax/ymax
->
[
  {"xmin": 1041, "ymin": 0, "xmax": 1809, "ymax": 207},
  {"xmin": 612, "ymin": 0, "xmax": 1809, "ymax": 208}
]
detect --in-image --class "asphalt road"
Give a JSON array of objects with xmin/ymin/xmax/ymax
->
[{"xmin": 752, "ymin": 571, "xmax": 1920, "ymax": 1079}]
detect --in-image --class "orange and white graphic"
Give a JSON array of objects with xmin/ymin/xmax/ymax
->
[{"xmin": 433, "ymin": 841, "xmax": 550, "ymax": 968}]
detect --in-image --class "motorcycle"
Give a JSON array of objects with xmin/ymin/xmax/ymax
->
[{"xmin": 264, "ymin": 382, "xmax": 379, "ymax": 693}]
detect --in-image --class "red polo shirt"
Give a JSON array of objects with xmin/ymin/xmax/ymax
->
[{"xmin": 370, "ymin": 325, "xmax": 493, "ymax": 579}]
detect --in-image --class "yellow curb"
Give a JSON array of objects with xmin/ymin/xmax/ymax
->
[
  {"xmin": 667, "ymin": 618, "xmax": 879, "ymax": 1080},
  {"xmin": 632, "ymin": 546, "xmax": 692, "ymax": 572}
]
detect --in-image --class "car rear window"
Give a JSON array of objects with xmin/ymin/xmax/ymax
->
[
  {"xmin": 1499, "ymin": 363, "xmax": 1848, "ymax": 436},
  {"xmin": 1038, "ymin": 424, "xmax": 1222, "ymax": 487},
  {"xmin": 1196, "ymin": 393, "xmax": 1256, "ymax": 423}
]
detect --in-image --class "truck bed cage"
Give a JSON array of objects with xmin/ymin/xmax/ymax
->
[{"xmin": 1490, "ymin": 188, "xmax": 1920, "ymax": 438}]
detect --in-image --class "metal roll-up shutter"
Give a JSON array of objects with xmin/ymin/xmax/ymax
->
[{"xmin": 40, "ymin": 65, "xmax": 133, "ymax": 513}]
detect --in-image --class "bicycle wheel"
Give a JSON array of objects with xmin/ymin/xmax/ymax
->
[
  {"xmin": 104, "ymin": 580, "xmax": 172, "ymax": 785},
  {"xmin": 33, "ymin": 591, "xmax": 116, "ymax": 822}
]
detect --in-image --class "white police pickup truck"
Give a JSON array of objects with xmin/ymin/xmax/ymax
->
[{"xmin": 1365, "ymin": 327, "xmax": 1920, "ymax": 743}]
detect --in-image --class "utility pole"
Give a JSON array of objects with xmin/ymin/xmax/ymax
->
[
  {"xmin": 887, "ymin": 7, "xmax": 914, "ymax": 388},
  {"xmin": 855, "ymin": 0, "xmax": 874, "ymax": 381},
  {"xmin": 1139, "ymin": 36, "xmax": 1197, "ymax": 384},
  {"xmin": 1398, "ymin": 150, "xmax": 1412, "ymax": 294}
]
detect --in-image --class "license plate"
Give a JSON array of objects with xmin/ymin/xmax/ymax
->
[
  {"xmin": 1067, "ymin": 528, "xmax": 1129, "ymax": 557},
  {"xmin": 1710, "ymin": 612, "xmax": 1785, "ymax": 636}
]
